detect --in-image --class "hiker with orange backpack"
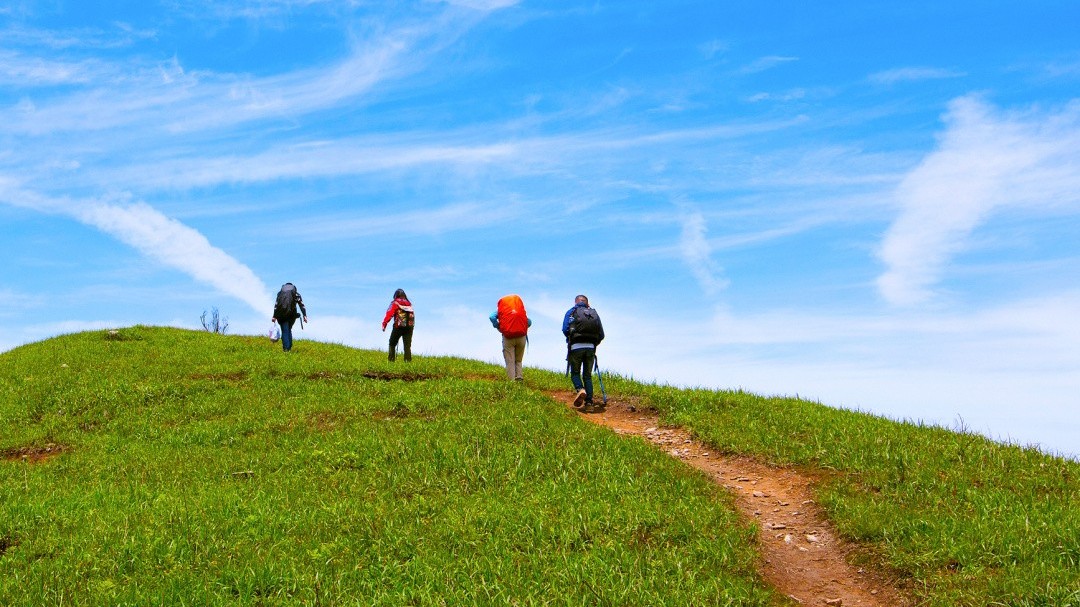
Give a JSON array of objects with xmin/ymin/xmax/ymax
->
[
  {"xmin": 489, "ymin": 294, "xmax": 532, "ymax": 381},
  {"xmin": 562, "ymin": 294, "xmax": 605, "ymax": 409},
  {"xmin": 381, "ymin": 288, "xmax": 415, "ymax": 362}
]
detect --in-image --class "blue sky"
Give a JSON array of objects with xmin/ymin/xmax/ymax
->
[{"xmin": 2, "ymin": 1, "xmax": 1078, "ymax": 458}]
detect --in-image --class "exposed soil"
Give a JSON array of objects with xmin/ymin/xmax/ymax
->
[
  {"xmin": 188, "ymin": 370, "xmax": 249, "ymax": 381},
  {"xmin": 2, "ymin": 443, "xmax": 69, "ymax": 464},
  {"xmin": 265, "ymin": 370, "xmax": 435, "ymax": 382},
  {"xmin": 0, "ymin": 534, "xmax": 18, "ymax": 557},
  {"xmin": 360, "ymin": 370, "xmax": 433, "ymax": 382},
  {"xmin": 556, "ymin": 392, "xmax": 912, "ymax": 607}
]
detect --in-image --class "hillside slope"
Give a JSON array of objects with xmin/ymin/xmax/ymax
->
[
  {"xmin": 2, "ymin": 327, "xmax": 1078, "ymax": 606},
  {"xmin": 1, "ymin": 327, "xmax": 770, "ymax": 605}
]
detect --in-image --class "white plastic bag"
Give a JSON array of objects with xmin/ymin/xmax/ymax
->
[{"xmin": 268, "ymin": 323, "xmax": 281, "ymax": 342}]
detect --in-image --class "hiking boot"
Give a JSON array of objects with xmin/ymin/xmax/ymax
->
[{"xmin": 573, "ymin": 389, "xmax": 586, "ymax": 408}]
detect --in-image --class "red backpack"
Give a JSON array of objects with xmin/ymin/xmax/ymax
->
[{"xmin": 497, "ymin": 294, "xmax": 529, "ymax": 338}]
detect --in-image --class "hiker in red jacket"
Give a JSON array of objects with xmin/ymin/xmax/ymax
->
[
  {"xmin": 489, "ymin": 294, "xmax": 532, "ymax": 381},
  {"xmin": 381, "ymin": 288, "xmax": 415, "ymax": 362}
]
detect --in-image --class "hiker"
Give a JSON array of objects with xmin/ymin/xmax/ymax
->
[
  {"xmin": 489, "ymin": 294, "xmax": 532, "ymax": 381},
  {"xmin": 562, "ymin": 294, "xmax": 605, "ymax": 408},
  {"xmin": 271, "ymin": 282, "xmax": 308, "ymax": 352},
  {"xmin": 381, "ymin": 288, "xmax": 415, "ymax": 362}
]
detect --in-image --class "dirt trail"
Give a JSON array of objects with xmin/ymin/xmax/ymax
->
[{"xmin": 560, "ymin": 394, "xmax": 911, "ymax": 607}]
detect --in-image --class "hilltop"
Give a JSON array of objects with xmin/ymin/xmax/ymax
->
[{"xmin": 1, "ymin": 327, "xmax": 1077, "ymax": 606}]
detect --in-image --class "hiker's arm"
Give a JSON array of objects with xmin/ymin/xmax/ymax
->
[
  {"xmin": 296, "ymin": 294, "xmax": 308, "ymax": 320},
  {"xmin": 382, "ymin": 302, "xmax": 396, "ymax": 330},
  {"xmin": 489, "ymin": 312, "xmax": 499, "ymax": 330}
]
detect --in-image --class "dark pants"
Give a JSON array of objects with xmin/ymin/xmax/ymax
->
[
  {"xmin": 389, "ymin": 326, "xmax": 414, "ymax": 362},
  {"xmin": 278, "ymin": 317, "xmax": 297, "ymax": 352},
  {"xmin": 568, "ymin": 347, "xmax": 595, "ymax": 403}
]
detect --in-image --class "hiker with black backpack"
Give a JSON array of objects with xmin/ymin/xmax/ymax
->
[
  {"xmin": 562, "ymin": 294, "xmax": 605, "ymax": 409},
  {"xmin": 381, "ymin": 288, "xmax": 415, "ymax": 362},
  {"xmin": 271, "ymin": 282, "xmax": 308, "ymax": 352},
  {"xmin": 489, "ymin": 294, "xmax": 532, "ymax": 381}
]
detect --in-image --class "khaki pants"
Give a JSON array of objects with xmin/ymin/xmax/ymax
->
[{"xmin": 502, "ymin": 335, "xmax": 527, "ymax": 380}]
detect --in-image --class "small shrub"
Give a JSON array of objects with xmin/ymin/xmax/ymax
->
[{"xmin": 199, "ymin": 307, "xmax": 229, "ymax": 334}]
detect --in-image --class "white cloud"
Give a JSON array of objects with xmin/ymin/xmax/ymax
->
[
  {"xmin": 440, "ymin": 0, "xmax": 520, "ymax": 9},
  {"xmin": 1042, "ymin": 59, "xmax": 1080, "ymax": 79},
  {"xmin": 0, "ymin": 185, "xmax": 271, "ymax": 315},
  {"xmin": 699, "ymin": 39, "xmax": 728, "ymax": 60},
  {"xmin": 0, "ymin": 50, "xmax": 104, "ymax": 86},
  {"xmin": 748, "ymin": 88, "xmax": 806, "ymax": 103},
  {"xmin": 291, "ymin": 201, "xmax": 520, "ymax": 242},
  {"xmin": 739, "ymin": 55, "xmax": 798, "ymax": 74},
  {"xmin": 3, "ymin": 39, "xmax": 405, "ymax": 136},
  {"xmin": 877, "ymin": 96, "xmax": 1080, "ymax": 306},
  {"xmin": 1, "ymin": 4, "xmax": 497, "ymax": 137},
  {"xmin": 678, "ymin": 210, "xmax": 728, "ymax": 295},
  {"xmin": 111, "ymin": 137, "xmax": 519, "ymax": 190},
  {"xmin": 868, "ymin": 66, "xmax": 964, "ymax": 85},
  {"xmin": 583, "ymin": 292, "xmax": 1080, "ymax": 458},
  {"xmin": 95, "ymin": 117, "xmax": 807, "ymax": 193},
  {"xmin": 0, "ymin": 22, "xmax": 157, "ymax": 50},
  {"xmin": 75, "ymin": 201, "xmax": 272, "ymax": 314}
]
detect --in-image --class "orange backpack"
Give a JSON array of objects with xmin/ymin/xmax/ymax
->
[{"xmin": 497, "ymin": 294, "xmax": 529, "ymax": 338}]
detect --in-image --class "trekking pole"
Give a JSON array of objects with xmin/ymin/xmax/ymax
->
[{"xmin": 594, "ymin": 356, "xmax": 608, "ymax": 405}]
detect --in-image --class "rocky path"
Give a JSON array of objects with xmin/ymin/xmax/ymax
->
[{"xmin": 560, "ymin": 394, "xmax": 912, "ymax": 607}]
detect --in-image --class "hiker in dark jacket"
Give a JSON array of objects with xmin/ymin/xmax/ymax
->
[
  {"xmin": 271, "ymin": 282, "xmax": 308, "ymax": 352},
  {"xmin": 381, "ymin": 288, "xmax": 415, "ymax": 362},
  {"xmin": 562, "ymin": 294, "xmax": 604, "ymax": 408}
]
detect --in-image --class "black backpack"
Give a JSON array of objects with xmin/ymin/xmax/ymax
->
[
  {"xmin": 569, "ymin": 306, "xmax": 603, "ymax": 344},
  {"xmin": 274, "ymin": 284, "xmax": 297, "ymax": 319}
]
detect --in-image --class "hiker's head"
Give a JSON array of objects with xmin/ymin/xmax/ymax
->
[
  {"xmin": 575, "ymin": 294, "xmax": 588, "ymax": 306},
  {"xmin": 394, "ymin": 288, "xmax": 408, "ymax": 300}
]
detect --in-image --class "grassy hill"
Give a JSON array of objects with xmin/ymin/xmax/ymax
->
[{"xmin": 2, "ymin": 327, "xmax": 1078, "ymax": 606}]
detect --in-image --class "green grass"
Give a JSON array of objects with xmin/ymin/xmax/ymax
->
[
  {"xmin": 3, "ymin": 327, "xmax": 1078, "ymax": 606},
  {"xmin": 1, "ymin": 328, "xmax": 769, "ymax": 606},
  {"xmin": 603, "ymin": 383, "xmax": 1080, "ymax": 607}
]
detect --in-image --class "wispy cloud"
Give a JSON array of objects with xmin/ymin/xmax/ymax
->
[
  {"xmin": 440, "ymin": 0, "xmax": 521, "ymax": 9},
  {"xmin": 107, "ymin": 137, "xmax": 519, "ymax": 190},
  {"xmin": 699, "ymin": 39, "xmax": 728, "ymax": 60},
  {"xmin": 748, "ymin": 88, "xmax": 806, "ymax": 103},
  {"xmin": 0, "ymin": 23, "xmax": 156, "ymax": 50},
  {"xmin": 0, "ymin": 49, "xmax": 113, "ymax": 86},
  {"xmin": 868, "ymin": 66, "xmax": 964, "ymax": 85},
  {"xmin": 91, "ymin": 117, "xmax": 809, "ymax": 193},
  {"xmin": 291, "ymin": 201, "xmax": 520, "ymax": 241},
  {"xmin": 4, "ymin": 39, "xmax": 406, "ymax": 136},
  {"xmin": 877, "ymin": 96, "xmax": 1080, "ymax": 306},
  {"xmin": 739, "ymin": 55, "xmax": 798, "ymax": 74},
  {"xmin": 3, "ymin": 3, "xmax": 507, "ymax": 137},
  {"xmin": 678, "ymin": 208, "xmax": 728, "ymax": 295},
  {"xmin": 0, "ymin": 185, "xmax": 271, "ymax": 314},
  {"xmin": 77, "ymin": 201, "xmax": 272, "ymax": 314},
  {"xmin": 171, "ymin": 0, "xmax": 515, "ymax": 22}
]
